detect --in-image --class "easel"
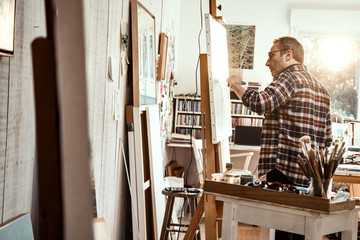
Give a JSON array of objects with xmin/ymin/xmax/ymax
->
[
  {"xmin": 183, "ymin": 0, "xmax": 227, "ymax": 238},
  {"xmin": 184, "ymin": 54, "xmax": 227, "ymax": 240}
]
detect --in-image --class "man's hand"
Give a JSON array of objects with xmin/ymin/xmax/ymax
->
[
  {"xmin": 228, "ymin": 75, "xmax": 243, "ymax": 88},
  {"xmin": 228, "ymin": 75, "xmax": 247, "ymax": 99}
]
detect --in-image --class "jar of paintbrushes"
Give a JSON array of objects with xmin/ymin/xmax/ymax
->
[{"xmin": 298, "ymin": 136, "xmax": 346, "ymax": 199}]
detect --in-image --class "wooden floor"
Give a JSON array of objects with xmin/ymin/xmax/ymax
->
[
  {"xmin": 236, "ymin": 223, "xmax": 329, "ymax": 240},
  {"xmin": 236, "ymin": 223, "xmax": 260, "ymax": 240}
]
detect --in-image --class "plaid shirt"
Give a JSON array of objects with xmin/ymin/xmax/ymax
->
[{"xmin": 242, "ymin": 64, "xmax": 332, "ymax": 186}]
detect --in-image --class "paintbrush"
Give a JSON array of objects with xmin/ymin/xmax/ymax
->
[
  {"xmin": 325, "ymin": 147, "xmax": 329, "ymax": 163},
  {"xmin": 331, "ymin": 147, "xmax": 346, "ymax": 178},
  {"xmin": 315, "ymin": 146, "xmax": 324, "ymax": 179},
  {"xmin": 330, "ymin": 143, "xmax": 339, "ymax": 162},
  {"xmin": 309, "ymin": 149, "xmax": 325, "ymax": 197},
  {"xmin": 338, "ymin": 141, "xmax": 346, "ymax": 154},
  {"xmin": 300, "ymin": 135, "xmax": 311, "ymax": 156},
  {"xmin": 297, "ymin": 155, "xmax": 310, "ymax": 178}
]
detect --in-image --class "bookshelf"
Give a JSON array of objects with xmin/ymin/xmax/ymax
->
[
  {"xmin": 230, "ymin": 82, "xmax": 264, "ymax": 143},
  {"xmin": 173, "ymin": 83, "xmax": 264, "ymax": 142},
  {"xmin": 173, "ymin": 95, "xmax": 202, "ymax": 139}
]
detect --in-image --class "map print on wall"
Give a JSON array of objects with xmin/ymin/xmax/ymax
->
[{"xmin": 224, "ymin": 25, "xmax": 256, "ymax": 70}]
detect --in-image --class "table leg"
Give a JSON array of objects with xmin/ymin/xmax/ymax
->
[
  {"xmin": 341, "ymin": 208, "xmax": 358, "ymax": 240},
  {"xmin": 221, "ymin": 202, "xmax": 237, "ymax": 240},
  {"xmin": 305, "ymin": 216, "xmax": 323, "ymax": 240}
]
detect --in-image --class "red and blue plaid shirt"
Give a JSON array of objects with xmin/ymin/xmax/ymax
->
[{"xmin": 242, "ymin": 64, "xmax": 332, "ymax": 186}]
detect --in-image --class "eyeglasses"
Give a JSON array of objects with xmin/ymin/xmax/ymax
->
[{"xmin": 268, "ymin": 49, "xmax": 288, "ymax": 58}]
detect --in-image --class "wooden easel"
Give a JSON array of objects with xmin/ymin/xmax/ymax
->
[
  {"xmin": 184, "ymin": 2, "xmax": 226, "ymax": 239},
  {"xmin": 184, "ymin": 54, "xmax": 226, "ymax": 240}
]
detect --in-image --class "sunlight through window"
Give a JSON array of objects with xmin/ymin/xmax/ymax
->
[
  {"xmin": 303, "ymin": 37, "xmax": 359, "ymax": 121},
  {"xmin": 320, "ymin": 39, "xmax": 354, "ymax": 70}
]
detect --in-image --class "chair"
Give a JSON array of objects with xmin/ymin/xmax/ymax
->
[{"xmin": 230, "ymin": 152, "xmax": 254, "ymax": 171}]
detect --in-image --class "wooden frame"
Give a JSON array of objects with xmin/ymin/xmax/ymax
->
[
  {"xmin": 0, "ymin": 0, "xmax": 16, "ymax": 57},
  {"xmin": 126, "ymin": 105, "xmax": 165, "ymax": 240},
  {"xmin": 131, "ymin": 0, "xmax": 156, "ymax": 107},
  {"xmin": 157, "ymin": 33, "xmax": 168, "ymax": 81}
]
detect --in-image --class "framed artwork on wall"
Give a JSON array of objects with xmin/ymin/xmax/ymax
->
[
  {"xmin": 131, "ymin": 0, "xmax": 156, "ymax": 106},
  {"xmin": 0, "ymin": 0, "xmax": 16, "ymax": 57},
  {"xmin": 157, "ymin": 32, "xmax": 168, "ymax": 81},
  {"xmin": 223, "ymin": 24, "xmax": 256, "ymax": 76}
]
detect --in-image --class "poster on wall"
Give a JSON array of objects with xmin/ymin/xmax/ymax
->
[
  {"xmin": 0, "ymin": 0, "xmax": 16, "ymax": 56},
  {"xmin": 223, "ymin": 24, "xmax": 256, "ymax": 76}
]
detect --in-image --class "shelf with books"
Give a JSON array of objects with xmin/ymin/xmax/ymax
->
[
  {"xmin": 230, "ymin": 83, "xmax": 264, "ymax": 143},
  {"xmin": 173, "ymin": 95, "xmax": 203, "ymax": 139}
]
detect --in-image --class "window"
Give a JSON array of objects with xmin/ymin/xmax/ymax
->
[
  {"xmin": 290, "ymin": 9, "xmax": 360, "ymax": 145},
  {"xmin": 303, "ymin": 38, "xmax": 359, "ymax": 120}
]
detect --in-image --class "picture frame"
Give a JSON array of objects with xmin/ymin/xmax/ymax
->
[
  {"xmin": 131, "ymin": 0, "xmax": 156, "ymax": 106},
  {"xmin": 157, "ymin": 33, "xmax": 168, "ymax": 81},
  {"xmin": 0, "ymin": 0, "xmax": 16, "ymax": 57}
]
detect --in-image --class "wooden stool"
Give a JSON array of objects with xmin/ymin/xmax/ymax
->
[{"xmin": 160, "ymin": 188, "xmax": 203, "ymax": 240}]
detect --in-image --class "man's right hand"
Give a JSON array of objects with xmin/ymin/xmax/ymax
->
[
  {"xmin": 228, "ymin": 75, "xmax": 243, "ymax": 88},
  {"xmin": 228, "ymin": 75, "xmax": 247, "ymax": 98}
]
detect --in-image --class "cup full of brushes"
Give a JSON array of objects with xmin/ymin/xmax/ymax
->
[{"xmin": 297, "ymin": 136, "xmax": 346, "ymax": 199}]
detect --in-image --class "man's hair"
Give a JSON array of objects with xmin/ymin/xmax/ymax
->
[{"xmin": 273, "ymin": 36, "xmax": 304, "ymax": 64}]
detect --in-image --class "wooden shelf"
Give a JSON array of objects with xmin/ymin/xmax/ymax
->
[
  {"xmin": 231, "ymin": 114, "xmax": 264, "ymax": 119},
  {"xmin": 167, "ymin": 142, "xmax": 192, "ymax": 148},
  {"xmin": 177, "ymin": 111, "xmax": 201, "ymax": 115},
  {"xmin": 176, "ymin": 125, "xmax": 202, "ymax": 129}
]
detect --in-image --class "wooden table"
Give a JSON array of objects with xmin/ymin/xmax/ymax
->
[
  {"xmin": 334, "ymin": 164, "xmax": 360, "ymax": 184},
  {"xmin": 217, "ymin": 194, "xmax": 359, "ymax": 240}
]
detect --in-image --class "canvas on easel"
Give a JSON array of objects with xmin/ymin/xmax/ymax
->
[{"xmin": 204, "ymin": 13, "xmax": 232, "ymax": 144}]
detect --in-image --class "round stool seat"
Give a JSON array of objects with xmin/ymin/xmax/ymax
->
[{"xmin": 162, "ymin": 188, "xmax": 203, "ymax": 198}]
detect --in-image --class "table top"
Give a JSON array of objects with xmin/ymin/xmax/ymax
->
[
  {"xmin": 229, "ymin": 143, "xmax": 260, "ymax": 151},
  {"xmin": 204, "ymin": 180, "xmax": 356, "ymax": 213}
]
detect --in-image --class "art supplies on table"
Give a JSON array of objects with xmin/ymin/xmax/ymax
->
[{"xmin": 298, "ymin": 136, "xmax": 346, "ymax": 198}]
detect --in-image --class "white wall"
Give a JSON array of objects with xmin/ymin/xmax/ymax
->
[
  {"xmin": 176, "ymin": 0, "xmax": 360, "ymax": 94},
  {"xmin": 84, "ymin": 0, "xmax": 182, "ymax": 238}
]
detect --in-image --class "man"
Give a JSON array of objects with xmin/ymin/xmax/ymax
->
[
  {"xmin": 229, "ymin": 36, "xmax": 332, "ymax": 240},
  {"xmin": 229, "ymin": 36, "xmax": 332, "ymax": 239}
]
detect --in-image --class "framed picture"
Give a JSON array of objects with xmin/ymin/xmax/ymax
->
[
  {"xmin": 223, "ymin": 24, "xmax": 256, "ymax": 73},
  {"xmin": 157, "ymin": 33, "xmax": 168, "ymax": 81},
  {"xmin": 131, "ymin": 0, "xmax": 156, "ymax": 106},
  {"xmin": 0, "ymin": 0, "xmax": 16, "ymax": 57}
]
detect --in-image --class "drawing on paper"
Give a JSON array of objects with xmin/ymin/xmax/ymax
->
[{"xmin": 224, "ymin": 25, "xmax": 256, "ymax": 70}]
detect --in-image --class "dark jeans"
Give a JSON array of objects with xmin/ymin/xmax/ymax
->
[{"xmin": 267, "ymin": 169, "xmax": 305, "ymax": 240}]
